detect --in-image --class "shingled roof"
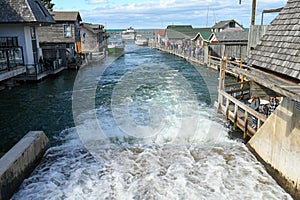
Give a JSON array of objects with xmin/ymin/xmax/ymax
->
[
  {"xmin": 50, "ymin": 11, "xmax": 82, "ymax": 22},
  {"xmin": 250, "ymin": 0, "xmax": 300, "ymax": 80},
  {"xmin": 0, "ymin": 0, "xmax": 55, "ymax": 24},
  {"xmin": 213, "ymin": 31, "xmax": 249, "ymax": 44},
  {"xmin": 82, "ymin": 23, "xmax": 105, "ymax": 34},
  {"xmin": 212, "ymin": 20, "xmax": 243, "ymax": 29},
  {"xmin": 165, "ymin": 25, "xmax": 211, "ymax": 40}
]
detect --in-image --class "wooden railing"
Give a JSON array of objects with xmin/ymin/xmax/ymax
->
[{"xmin": 218, "ymin": 89, "xmax": 267, "ymax": 138}]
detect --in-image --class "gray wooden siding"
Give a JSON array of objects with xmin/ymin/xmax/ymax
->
[
  {"xmin": 247, "ymin": 25, "xmax": 269, "ymax": 57},
  {"xmin": 38, "ymin": 23, "xmax": 76, "ymax": 43}
]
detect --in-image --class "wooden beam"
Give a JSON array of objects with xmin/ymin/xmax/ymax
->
[{"xmin": 225, "ymin": 80, "xmax": 251, "ymax": 88}]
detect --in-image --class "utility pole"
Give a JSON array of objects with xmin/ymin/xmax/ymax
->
[{"xmin": 239, "ymin": 0, "xmax": 257, "ymax": 25}]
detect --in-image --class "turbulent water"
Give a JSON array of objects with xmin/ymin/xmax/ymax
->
[{"xmin": 10, "ymin": 42, "xmax": 292, "ymax": 199}]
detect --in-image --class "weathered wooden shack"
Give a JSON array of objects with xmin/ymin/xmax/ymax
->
[
  {"xmin": 209, "ymin": 31, "xmax": 249, "ymax": 60},
  {"xmin": 211, "ymin": 19, "xmax": 244, "ymax": 33},
  {"xmin": 0, "ymin": 0, "xmax": 54, "ymax": 82},
  {"xmin": 80, "ymin": 23, "xmax": 108, "ymax": 53},
  {"xmin": 38, "ymin": 11, "xmax": 82, "ymax": 68},
  {"xmin": 164, "ymin": 25, "xmax": 193, "ymax": 48}
]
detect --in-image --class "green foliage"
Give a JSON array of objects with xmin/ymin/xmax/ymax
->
[{"xmin": 40, "ymin": 0, "xmax": 55, "ymax": 11}]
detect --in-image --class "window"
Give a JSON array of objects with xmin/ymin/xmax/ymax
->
[
  {"xmin": 229, "ymin": 21, "xmax": 235, "ymax": 28},
  {"xmin": 64, "ymin": 25, "xmax": 72, "ymax": 37}
]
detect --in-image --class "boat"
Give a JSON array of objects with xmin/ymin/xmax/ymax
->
[
  {"xmin": 107, "ymin": 40, "xmax": 124, "ymax": 54},
  {"xmin": 135, "ymin": 34, "xmax": 148, "ymax": 46},
  {"xmin": 121, "ymin": 27, "xmax": 135, "ymax": 40}
]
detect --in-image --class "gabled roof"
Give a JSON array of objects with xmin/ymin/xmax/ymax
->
[
  {"xmin": 212, "ymin": 19, "xmax": 243, "ymax": 29},
  {"xmin": 212, "ymin": 31, "xmax": 249, "ymax": 43},
  {"xmin": 82, "ymin": 23, "xmax": 105, "ymax": 34},
  {"xmin": 165, "ymin": 29, "xmax": 189, "ymax": 40},
  {"xmin": 50, "ymin": 11, "xmax": 82, "ymax": 22},
  {"xmin": 0, "ymin": 0, "xmax": 55, "ymax": 24},
  {"xmin": 250, "ymin": 0, "xmax": 300, "ymax": 80},
  {"xmin": 166, "ymin": 25, "xmax": 209, "ymax": 40},
  {"xmin": 192, "ymin": 30, "xmax": 212, "ymax": 42}
]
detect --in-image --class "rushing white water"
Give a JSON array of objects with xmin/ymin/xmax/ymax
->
[
  {"xmin": 12, "ymin": 125, "xmax": 292, "ymax": 200},
  {"xmin": 12, "ymin": 44, "xmax": 292, "ymax": 200}
]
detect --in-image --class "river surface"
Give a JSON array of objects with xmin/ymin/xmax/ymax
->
[{"xmin": 0, "ymin": 42, "xmax": 292, "ymax": 199}]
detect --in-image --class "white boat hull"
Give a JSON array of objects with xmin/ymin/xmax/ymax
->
[
  {"xmin": 122, "ymin": 34, "xmax": 135, "ymax": 40},
  {"xmin": 135, "ymin": 39, "xmax": 148, "ymax": 46}
]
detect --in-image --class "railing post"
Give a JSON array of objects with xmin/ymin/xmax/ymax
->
[
  {"xmin": 233, "ymin": 104, "xmax": 238, "ymax": 130},
  {"xmin": 243, "ymin": 111, "xmax": 249, "ymax": 139},
  {"xmin": 217, "ymin": 58, "xmax": 227, "ymax": 112},
  {"xmin": 257, "ymin": 119, "xmax": 261, "ymax": 129},
  {"xmin": 225, "ymin": 98, "xmax": 230, "ymax": 120}
]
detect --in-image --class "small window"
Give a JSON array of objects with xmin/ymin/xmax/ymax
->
[
  {"xmin": 229, "ymin": 21, "xmax": 235, "ymax": 28},
  {"xmin": 64, "ymin": 25, "xmax": 72, "ymax": 37}
]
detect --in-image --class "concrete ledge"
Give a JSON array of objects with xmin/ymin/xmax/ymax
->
[
  {"xmin": 0, "ymin": 131, "xmax": 49, "ymax": 200},
  {"xmin": 247, "ymin": 98, "xmax": 300, "ymax": 199}
]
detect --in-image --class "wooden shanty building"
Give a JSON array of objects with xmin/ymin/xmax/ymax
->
[
  {"xmin": 0, "ymin": 0, "xmax": 55, "ymax": 83},
  {"xmin": 209, "ymin": 31, "xmax": 249, "ymax": 60},
  {"xmin": 38, "ymin": 11, "xmax": 82, "ymax": 69},
  {"xmin": 211, "ymin": 19, "xmax": 244, "ymax": 33},
  {"xmin": 164, "ymin": 25, "xmax": 194, "ymax": 49},
  {"xmin": 217, "ymin": 0, "xmax": 300, "ymax": 198},
  {"xmin": 80, "ymin": 23, "xmax": 108, "ymax": 53}
]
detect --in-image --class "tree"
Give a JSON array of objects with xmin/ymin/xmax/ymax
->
[{"xmin": 40, "ymin": 0, "xmax": 55, "ymax": 11}]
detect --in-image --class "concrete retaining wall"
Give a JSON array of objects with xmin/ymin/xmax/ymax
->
[
  {"xmin": 247, "ymin": 98, "xmax": 300, "ymax": 199},
  {"xmin": 0, "ymin": 131, "xmax": 49, "ymax": 200}
]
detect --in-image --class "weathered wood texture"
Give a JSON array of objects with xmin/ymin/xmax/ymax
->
[
  {"xmin": 250, "ymin": 82, "xmax": 279, "ymax": 99},
  {"xmin": 247, "ymin": 25, "xmax": 269, "ymax": 56},
  {"xmin": 38, "ymin": 23, "xmax": 76, "ymax": 43},
  {"xmin": 250, "ymin": 0, "xmax": 300, "ymax": 80},
  {"xmin": 209, "ymin": 44, "xmax": 248, "ymax": 60}
]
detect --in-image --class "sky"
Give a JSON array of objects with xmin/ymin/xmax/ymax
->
[{"xmin": 51, "ymin": 0, "xmax": 287, "ymax": 29}]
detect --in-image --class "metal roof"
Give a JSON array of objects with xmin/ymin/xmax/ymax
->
[
  {"xmin": 191, "ymin": 30, "xmax": 212, "ymax": 42},
  {"xmin": 250, "ymin": 0, "xmax": 300, "ymax": 80},
  {"xmin": 0, "ymin": 0, "xmax": 55, "ymax": 24}
]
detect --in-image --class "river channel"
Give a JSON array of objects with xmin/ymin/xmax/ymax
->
[{"xmin": 0, "ymin": 42, "xmax": 292, "ymax": 199}]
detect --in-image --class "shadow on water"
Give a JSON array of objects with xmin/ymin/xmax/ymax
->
[{"xmin": 0, "ymin": 70, "xmax": 77, "ymax": 153}]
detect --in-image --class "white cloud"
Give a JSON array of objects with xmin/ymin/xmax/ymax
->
[
  {"xmin": 86, "ymin": 0, "xmax": 107, "ymax": 4},
  {"xmin": 79, "ymin": 0, "xmax": 287, "ymax": 29}
]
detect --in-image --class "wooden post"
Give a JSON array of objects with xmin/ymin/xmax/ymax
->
[
  {"xmin": 233, "ymin": 104, "xmax": 238, "ymax": 130},
  {"xmin": 243, "ymin": 111, "xmax": 249, "ymax": 139},
  {"xmin": 240, "ymin": 58, "xmax": 244, "ymax": 98},
  {"xmin": 225, "ymin": 98, "xmax": 230, "ymax": 120},
  {"xmin": 251, "ymin": 0, "xmax": 257, "ymax": 25},
  {"xmin": 257, "ymin": 119, "xmax": 261, "ymax": 130},
  {"xmin": 217, "ymin": 57, "xmax": 226, "ymax": 111}
]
